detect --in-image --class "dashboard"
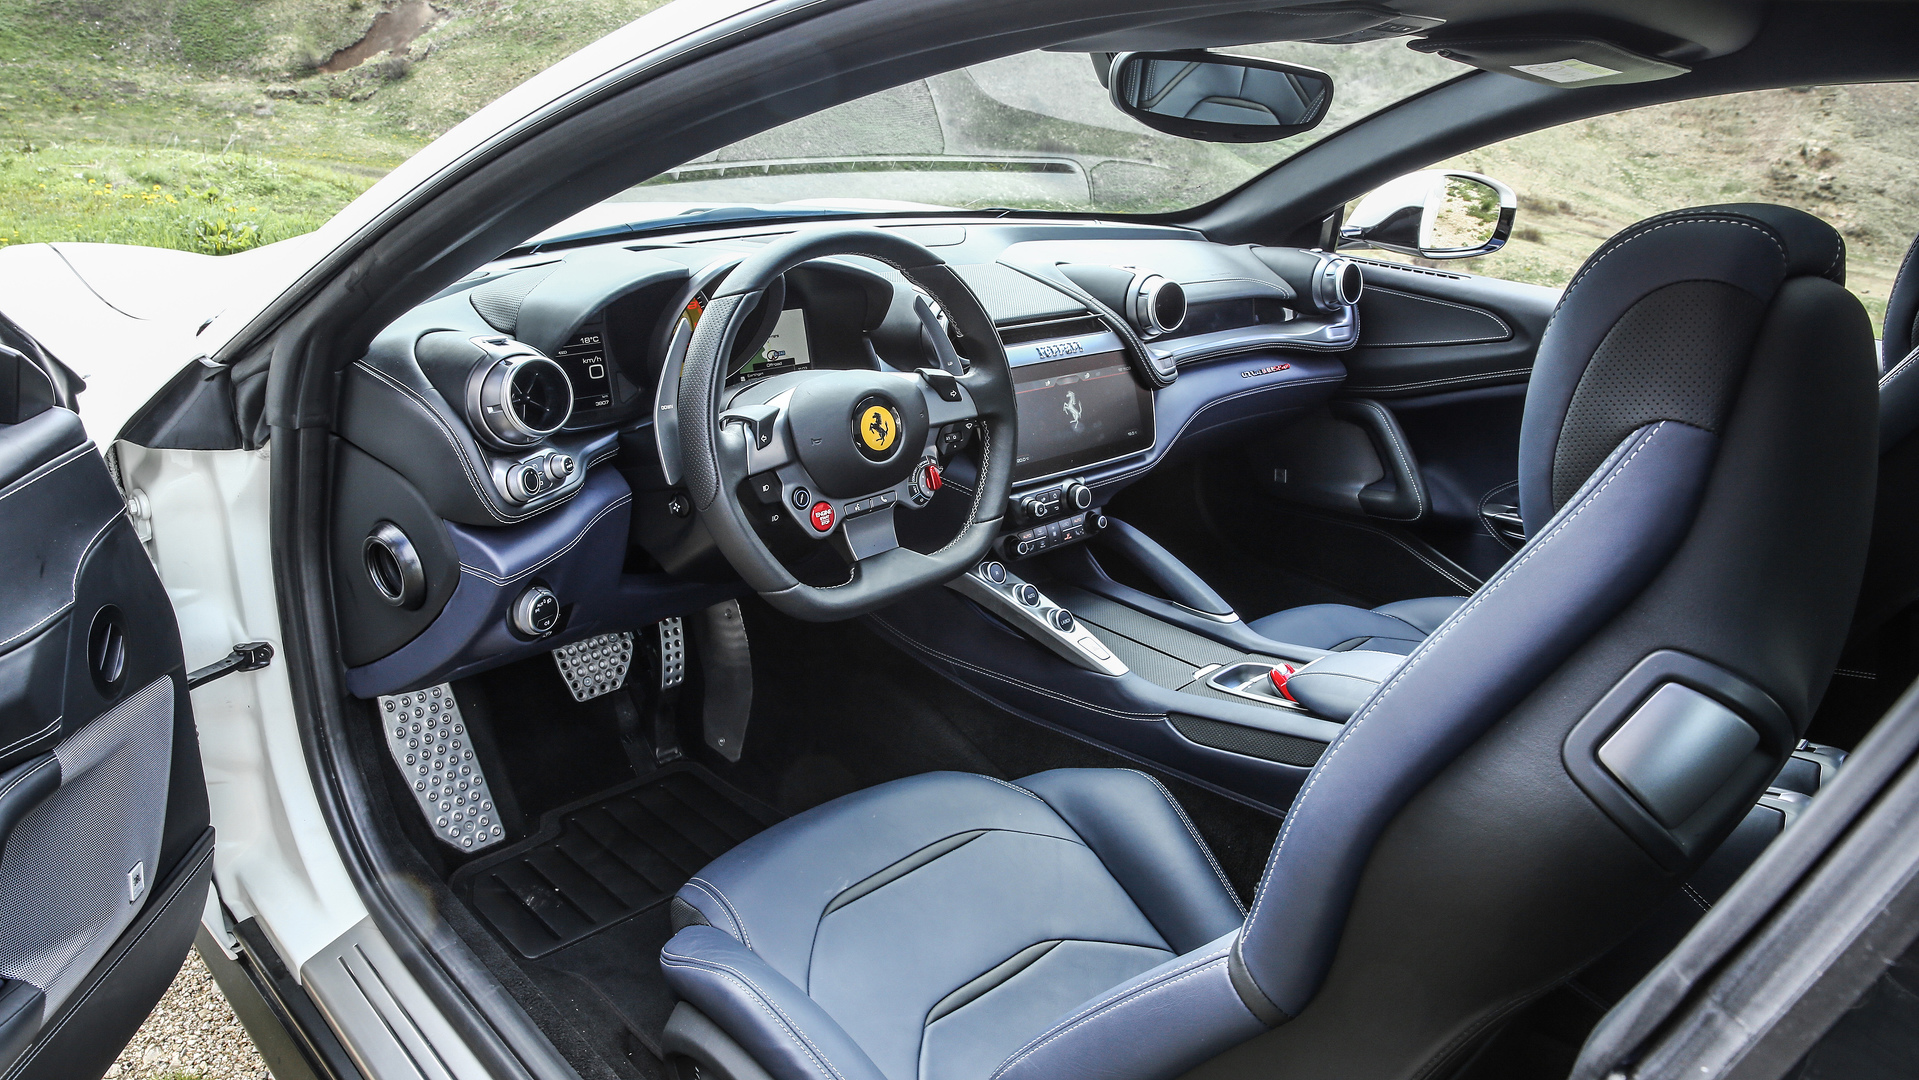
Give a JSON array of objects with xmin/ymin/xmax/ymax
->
[{"xmin": 331, "ymin": 218, "xmax": 1362, "ymax": 697}]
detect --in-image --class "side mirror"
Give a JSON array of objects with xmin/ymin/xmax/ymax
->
[
  {"xmin": 1341, "ymin": 171, "xmax": 1517, "ymax": 260},
  {"xmin": 1107, "ymin": 51, "xmax": 1334, "ymax": 143}
]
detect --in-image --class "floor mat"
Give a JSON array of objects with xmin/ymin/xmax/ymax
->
[{"xmin": 451, "ymin": 763, "xmax": 781, "ymax": 961}]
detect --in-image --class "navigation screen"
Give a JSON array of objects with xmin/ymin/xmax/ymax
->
[
  {"xmin": 729, "ymin": 307, "xmax": 812, "ymax": 385},
  {"xmin": 1012, "ymin": 350, "xmax": 1154, "ymax": 481},
  {"xmin": 554, "ymin": 327, "xmax": 614, "ymax": 411}
]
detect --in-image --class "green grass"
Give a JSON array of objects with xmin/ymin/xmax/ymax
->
[
  {"xmin": 0, "ymin": 140, "xmax": 373, "ymax": 251},
  {"xmin": 0, "ymin": 0, "xmax": 672, "ymax": 254}
]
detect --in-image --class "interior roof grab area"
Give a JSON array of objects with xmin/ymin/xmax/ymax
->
[{"xmin": 1044, "ymin": 0, "xmax": 1763, "ymax": 60}]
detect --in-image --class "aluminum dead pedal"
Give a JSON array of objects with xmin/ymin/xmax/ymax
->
[
  {"xmin": 378, "ymin": 685, "xmax": 504, "ymax": 852},
  {"xmin": 553, "ymin": 632, "xmax": 636, "ymax": 702}
]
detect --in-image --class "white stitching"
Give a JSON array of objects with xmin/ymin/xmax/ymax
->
[
  {"xmin": 1352, "ymin": 367, "xmax": 1533, "ymax": 394},
  {"xmin": 1123, "ymin": 769, "xmax": 1245, "ymax": 916},
  {"xmin": 1245, "ymin": 421, "xmax": 1671, "ymax": 930},
  {"xmin": 1345, "ymin": 400, "xmax": 1423, "ymax": 519},
  {"xmin": 0, "ymin": 756, "xmax": 56, "ymax": 805},
  {"xmin": 661, "ymin": 952, "xmax": 848, "ymax": 1080},
  {"xmin": 0, "ymin": 719, "xmax": 59, "ymax": 760},
  {"xmin": 1360, "ymin": 286, "xmax": 1513, "ymax": 346},
  {"xmin": 457, "ymin": 494, "xmax": 633, "ymax": 585},
  {"xmin": 1565, "ymin": 215, "xmax": 1785, "ymax": 296},
  {"xmin": 978, "ymin": 775, "xmax": 1048, "ymax": 803},
  {"xmin": 1880, "ymin": 345, "xmax": 1919, "ymax": 393},
  {"xmin": 0, "ymin": 511, "xmax": 123, "ymax": 653},
  {"xmin": 685, "ymin": 878, "xmax": 750, "ymax": 947},
  {"xmin": 1097, "ymin": 375, "xmax": 1346, "ymax": 488},
  {"xmin": 988, "ymin": 950, "xmax": 1241, "ymax": 1080},
  {"xmin": 352, "ymin": 362, "xmax": 582, "ymax": 525},
  {"xmin": 868, "ymin": 618, "xmax": 1163, "ymax": 722},
  {"xmin": 0, "ymin": 441, "xmax": 93, "ymax": 504}
]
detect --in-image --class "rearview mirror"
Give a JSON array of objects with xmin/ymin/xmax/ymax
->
[
  {"xmin": 1341, "ymin": 171, "xmax": 1517, "ymax": 260},
  {"xmin": 1107, "ymin": 51, "xmax": 1334, "ymax": 143}
]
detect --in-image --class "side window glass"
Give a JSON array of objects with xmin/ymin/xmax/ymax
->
[{"xmin": 1350, "ymin": 85, "xmax": 1919, "ymax": 335}]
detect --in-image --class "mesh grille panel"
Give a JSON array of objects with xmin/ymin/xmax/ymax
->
[
  {"xmin": 1167, "ymin": 713, "xmax": 1325, "ymax": 768},
  {"xmin": 1551, "ymin": 280, "xmax": 1762, "ymax": 508},
  {"xmin": 469, "ymin": 262, "xmax": 557, "ymax": 333},
  {"xmin": 0, "ymin": 677, "xmax": 173, "ymax": 1013}
]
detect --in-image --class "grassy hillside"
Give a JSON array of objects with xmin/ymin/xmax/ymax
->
[
  {"xmin": 0, "ymin": 0, "xmax": 669, "ymax": 252},
  {"xmin": 4, "ymin": 1, "xmax": 1918, "ymax": 337},
  {"xmin": 1422, "ymin": 83, "xmax": 1919, "ymax": 329}
]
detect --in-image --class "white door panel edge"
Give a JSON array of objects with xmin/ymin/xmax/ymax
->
[
  {"xmin": 0, "ymin": 245, "xmax": 206, "ymax": 447},
  {"xmin": 117, "ymin": 441, "xmax": 368, "ymax": 974}
]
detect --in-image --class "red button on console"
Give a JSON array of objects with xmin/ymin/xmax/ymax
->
[{"xmin": 809, "ymin": 501, "xmax": 836, "ymax": 532}]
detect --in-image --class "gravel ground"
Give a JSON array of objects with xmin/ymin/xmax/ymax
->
[{"xmin": 106, "ymin": 949, "xmax": 272, "ymax": 1080}]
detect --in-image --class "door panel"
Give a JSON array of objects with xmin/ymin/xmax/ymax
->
[
  {"xmin": 0, "ymin": 343, "xmax": 210, "ymax": 1080},
  {"xmin": 1343, "ymin": 259, "xmax": 1556, "ymax": 398},
  {"xmin": 1344, "ymin": 261, "xmax": 1556, "ymax": 578}
]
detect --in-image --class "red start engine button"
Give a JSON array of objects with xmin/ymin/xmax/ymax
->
[{"xmin": 809, "ymin": 501, "xmax": 836, "ymax": 532}]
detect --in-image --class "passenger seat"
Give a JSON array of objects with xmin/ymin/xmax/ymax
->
[{"xmin": 1260, "ymin": 222, "xmax": 1919, "ymax": 657}]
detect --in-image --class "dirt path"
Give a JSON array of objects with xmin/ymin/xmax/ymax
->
[{"xmin": 105, "ymin": 950, "xmax": 271, "ymax": 1080}]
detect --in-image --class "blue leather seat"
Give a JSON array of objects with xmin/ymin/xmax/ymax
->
[
  {"xmin": 659, "ymin": 205, "xmax": 1878, "ymax": 1080},
  {"xmin": 1247, "ymin": 595, "xmax": 1465, "ymax": 655},
  {"xmin": 662, "ymin": 770, "xmax": 1254, "ymax": 1080}
]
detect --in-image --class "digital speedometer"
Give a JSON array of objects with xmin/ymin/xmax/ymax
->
[{"xmin": 726, "ymin": 307, "xmax": 812, "ymax": 386}]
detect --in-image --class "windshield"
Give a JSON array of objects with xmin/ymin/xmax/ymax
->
[{"xmin": 539, "ymin": 38, "xmax": 1463, "ymax": 240}]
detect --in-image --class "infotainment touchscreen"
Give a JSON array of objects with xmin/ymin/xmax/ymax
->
[{"xmin": 1012, "ymin": 348, "xmax": 1154, "ymax": 482}]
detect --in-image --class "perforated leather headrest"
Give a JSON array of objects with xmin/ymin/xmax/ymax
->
[{"xmin": 1517, "ymin": 204, "xmax": 1847, "ymax": 533}]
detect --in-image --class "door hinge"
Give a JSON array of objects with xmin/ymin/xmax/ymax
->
[{"xmin": 186, "ymin": 641, "xmax": 274, "ymax": 690}]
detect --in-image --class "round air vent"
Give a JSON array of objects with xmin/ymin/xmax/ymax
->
[
  {"xmin": 364, "ymin": 521, "xmax": 427, "ymax": 610},
  {"xmin": 1129, "ymin": 274, "xmax": 1186, "ymax": 337},
  {"xmin": 1313, "ymin": 255, "xmax": 1364, "ymax": 311},
  {"xmin": 466, "ymin": 353, "xmax": 573, "ymax": 449}
]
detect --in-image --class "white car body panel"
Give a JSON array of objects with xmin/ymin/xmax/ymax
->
[
  {"xmin": 0, "ymin": 0, "xmax": 795, "ymax": 1049},
  {"xmin": 118, "ymin": 442, "xmax": 369, "ymax": 973}
]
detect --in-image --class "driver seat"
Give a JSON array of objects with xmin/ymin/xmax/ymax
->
[{"xmin": 658, "ymin": 205, "xmax": 1877, "ymax": 1080}]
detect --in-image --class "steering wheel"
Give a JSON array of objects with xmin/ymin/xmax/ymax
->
[{"xmin": 679, "ymin": 228, "xmax": 1016, "ymax": 620}]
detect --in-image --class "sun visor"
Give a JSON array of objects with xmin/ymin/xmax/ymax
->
[
  {"xmin": 1046, "ymin": 5, "xmax": 1440, "ymax": 53},
  {"xmin": 1409, "ymin": 33, "xmax": 1690, "ymax": 87}
]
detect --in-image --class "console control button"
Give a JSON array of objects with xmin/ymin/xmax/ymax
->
[
  {"xmin": 1050, "ymin": 609, "xmax": 1076, "ymax": 633},
  {"xmin": 545, "ymin": 454, "xmax": 577, "ymax": 482},
  {"xmin": 910, "ymin": 459, "xmax": 944, "ymax": 504},
  {"xmin": 981, "ymin": 561, "xmax": 1007, "ymax": 584},
  {"xmin": 748, "ymin": 472, "xmax": 782, "ymax": 504},
  {"xmin": 791, "ymin": 487, "xmax": 811, "ymax": 510},
  {"xmin": 1064, "ymin": 481, "xmax": 1092, "ymax": 510},
  {"xmin": 511, "ymin": 585, "xmax": 560, "ymax": 637},
  {"xmin": 809, "ymin": 502, "xmax": 836, "ymax": 532},
  {"xmin": 1015, "ymin": 584, "xmax": 1041, "ymax": 607},
  {"xmin": 505, "ymin": 462, "xmax": 549, "ymax": 503}
]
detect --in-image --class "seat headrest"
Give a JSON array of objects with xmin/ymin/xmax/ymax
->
[
  {"xmin": 1881, "ymin": 229, "xmax": 1919, "ymax": 368},
  {"xmin": 1518, "ymin": 204, "xmax": 1847, "ymax": 534}
]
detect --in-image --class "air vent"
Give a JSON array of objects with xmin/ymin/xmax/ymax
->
[
  {"xmin": 998, "ymin": 314, "xmax": 1108, "ymax": 346},
  {"xmin": 465, "ymin": 352, "xmax": 573, "ymax": 449},
  {"xmin": 1348, "ymin": 257, "xmax": 1466, "ymax": 282}
]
